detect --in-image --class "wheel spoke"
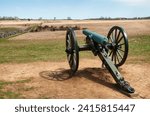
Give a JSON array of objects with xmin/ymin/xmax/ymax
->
[
  {"xmin": 112, "ymin": 51, "xmax": 115, "ymax": 61},
  {"xmin": 117, "ymin": 35, "xmax": 124, "ymax": 43},
  {"xmin": 116, "ymin": 31, "xmax": 121, "ymax": 42},
  {"xmin": 69, "ymin": 59, "xmax": 72, "ymax": 65},
  {"xmin": 67, "ymin": 34, "xmax": 70, "ymax": 40},
  {"xmin": 109, "ymin": 37, "xmax": 113, "ymax": 43},
  {"xmin": 67, "ymin": 54, "xmax": 71, "ymax": 59},
  {"xmin": 115, "ymin": 29, "xmax": 118, "ymax": 40},
  {"xmin": 69, "ymin": 55, "xmax": 72, "ymax": 65},
  {"xmin": 111, "ymin": 32, "xmax": 113, "ymax": 40},
  {"xmin": 67, "ymin": 34, "xmax": 72, "ymax": 48},
  {"xmin": 114, "ymin": 52, "xmax": 117, "ymax": 64},
  {"xmin": 69, "ymin": 32, "xmax": 72, "ymax": 38},
  {"xmin": 119, "ymin": 43, "xmax": 125, "ymax": 46},
  {"xmin": 117, "ymin": 50, "xmax": 123, "ymax": 60},
  {"xmin": 109, "ymin": 50, "xmax": 113, "ymax": 56},
  {"xmin": 116, "ymin": 52, "xmax": 120, "ymax": 64},
  {"xmin": 73, "ymin": 53, "xmax": 76, "ymax": 66},
  {"xmin": 67, "ymin": 55, "xmax": 70, "ymax": 62},
  {"xmin": 111, "ymin": 33, "xmax": 115, "ymax": 42},
  {"xmin": 67, "ymin": 39, "xmax": 71, "ymax": 48},
  {"xmin": 118, "ymin": 48, "xmax": 125, "ymax": 53}
]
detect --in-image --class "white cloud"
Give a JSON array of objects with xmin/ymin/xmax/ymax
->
[{"xmin": 114, "ymin": 0, "xmax": 150, "ymax": 6}]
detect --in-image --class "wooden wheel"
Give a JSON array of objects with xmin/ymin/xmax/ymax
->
[
  {"xmin": 107, "ymin": 26, "xmax": 129, "ymax": 67},
  {"xmin": 65, "ymin": 28, "xmax": 79, "ymax": 74}
]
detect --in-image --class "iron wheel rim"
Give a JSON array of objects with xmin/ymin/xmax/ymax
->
[
  {"xmin": 66, "ymin": 28, "xmax": 79, "ymax": 74},
  {"xmin": 107, "ymin": 26, "xmax": 128, "ymax": 67}
]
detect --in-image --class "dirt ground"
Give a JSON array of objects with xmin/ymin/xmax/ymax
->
[
  {"xmin": 0, "ymin": 59, "xmax": 150, "ymax": 99},
  {"xmin": 0, "ymin": 20, "xmax": 150, "ymax": 99}
]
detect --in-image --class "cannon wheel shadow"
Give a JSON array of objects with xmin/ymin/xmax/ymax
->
[
  {"xmin": 39, "ymin": 67, "xmax": 127, "ymax": 96},
  {"xmin": 39, "ymin": 68, "xmax": 72, "ymax": 81}
]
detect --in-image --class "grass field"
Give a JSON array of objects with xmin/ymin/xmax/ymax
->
[
  {"xmin": 0, "ymin": 39, "xmax": 66, "ymax": 63},
  {"xmin": 128, "ymin": 35, "xmax": 150, "ymax": 63},
  {"xmin": 0, "ymin": 35, "xmax": 150, "ymax": 64},
  {"xmin": 0, "ymin": 38, "xmax": 95, "ymax": 63}
]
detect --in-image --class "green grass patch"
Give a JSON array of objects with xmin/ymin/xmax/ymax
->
[
  {"xmin": 0, "ymin": 35, "xmax": 149, "ymax": 64},
  {"xmin": 128, "ymin": 35, "xmax": 150, "ymax": 63},
  {"xmin": 0, "ymin": 27, "xmax": 20, "ymax": 33},
  {"xmin": 0, "ymin": 39, "xmax": 66, "ymax": 63},
  {"xmin": 0, "ymin": 79, "xmax": 32, "ymax": 99},
  {"xmin": 0, "ymin": 39, "xmax": 94, "ymax": 63},
  {"xmin": 0, "ymin": 91, "xmax": 20, "ymax": 99}
]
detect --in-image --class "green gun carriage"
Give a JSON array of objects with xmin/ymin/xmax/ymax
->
[{"xmin": 65, "ymin": 26, "xmax": 135, "ymax": 94}]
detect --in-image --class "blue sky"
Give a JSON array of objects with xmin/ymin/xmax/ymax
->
[{"xmin": 0, "ymin": 0, "xmax": 150, "ymax": 19}]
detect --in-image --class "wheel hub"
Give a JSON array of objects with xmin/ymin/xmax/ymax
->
[{"xmin": 65, "ymin": 48, "xmax": 73, "ymax": 54}]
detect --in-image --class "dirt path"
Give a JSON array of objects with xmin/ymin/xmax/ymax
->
[{"xmin": 0, "ymin": 59, "xmax": 149, "ymax": 99}]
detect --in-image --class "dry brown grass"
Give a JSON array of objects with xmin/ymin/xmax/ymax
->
[{"xmin": 5, "ymin": 19, "xmax": 149, "ymax": 41}]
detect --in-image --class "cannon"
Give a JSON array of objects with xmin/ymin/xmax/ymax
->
[{"xmin": 65, "ymin": 26, "xmax": 135, "ymax": 94}]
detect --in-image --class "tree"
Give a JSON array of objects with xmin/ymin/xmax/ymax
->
[
  {"xmin": 39, "ymin": 17, "xmax": 42, "ymax": 20},
  {"xmin": 67, "ymin": 17, "xmax": 72, "ymax": 20}
]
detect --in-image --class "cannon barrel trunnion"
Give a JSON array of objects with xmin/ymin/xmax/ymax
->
[{"xmin": 65, "ymin": 26, "xmax": 135, "ymax": 95}]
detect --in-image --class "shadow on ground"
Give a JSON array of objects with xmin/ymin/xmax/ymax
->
[
  {"xmin": 76, "ymin": 68, "xmax": 118, "ymax": 90},
  {"xmin": 39, "ymin": 67, "xmax": 122, "ymax": 95}
]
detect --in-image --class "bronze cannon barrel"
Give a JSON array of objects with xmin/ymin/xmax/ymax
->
[{"xmin": 83, "ymin": 29, "xmax": 108, "ymax": 45}]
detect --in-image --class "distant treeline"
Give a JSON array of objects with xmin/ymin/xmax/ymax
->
[
  {"xmin": 87, "ymin": 16, "xmax": 150, "ymax": 20},
  {"xmin": 0, "ymin": 16, "xmax": 150, "ymax": 20},
  {"xmin": 0, "ymin": 16, "xmax": 20, "ymax": 20}
]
